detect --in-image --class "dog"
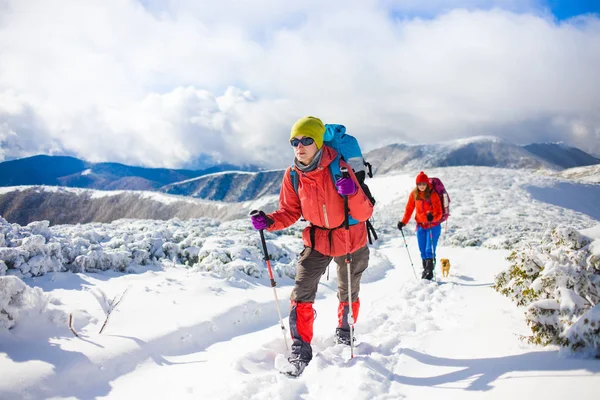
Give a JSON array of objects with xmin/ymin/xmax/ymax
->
[{"xmin": 440, "ymin": 258, "xmax": 451, "ymax": 277}]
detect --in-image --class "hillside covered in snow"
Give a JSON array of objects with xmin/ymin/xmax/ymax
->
[{"xmin": 1, "ymin": 166, "xmax": 599, "ymax": 399}]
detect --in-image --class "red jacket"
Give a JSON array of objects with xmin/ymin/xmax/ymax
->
[
  {"xmin": 401, "ymin": 186, "xmax": 443, "ymax": 228},
  {"xmin": 267, "ymin": 146, "xmax": 374, "ymax": 257}
]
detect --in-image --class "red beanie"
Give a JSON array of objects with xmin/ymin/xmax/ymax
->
[{"xmin": 416, "ymin": 171, "xmax": 429, "ymax": 184}]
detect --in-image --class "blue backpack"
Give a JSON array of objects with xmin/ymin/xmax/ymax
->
[{"xmin": 290, "ymin": 124, "xmax": 378, "ymax": 244}]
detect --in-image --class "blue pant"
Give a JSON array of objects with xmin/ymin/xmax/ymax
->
[{"xmin": 417, "ymin": 224, "xmax": 441, "ymax": 259}]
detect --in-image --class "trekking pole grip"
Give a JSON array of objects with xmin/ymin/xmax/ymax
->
[{"xmin": 250, "ymin": 210, "xmax": 270, "ymax": 261}]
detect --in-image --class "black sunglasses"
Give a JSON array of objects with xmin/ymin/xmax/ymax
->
[{"xmin": 290, "ymin": 137, "xmax": 315, "ymax": 147}]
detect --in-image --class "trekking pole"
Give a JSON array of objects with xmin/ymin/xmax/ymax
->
[
  {"xmin": 250, "ymin": 210, "xmax": 289, "ymax": 351},
  {"xmin": 340, "ymin": 167, "xmax": 355, "ymax": 359},
  {"xmin": 399, "ymin": 228, "xmax": 418, "ymax": 280}
]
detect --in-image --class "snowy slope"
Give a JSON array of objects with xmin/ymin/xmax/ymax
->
[
  {"xmin": 1, "ymin": 167, "xmax": 599, "ymax": 399},
  {"xmin": 1, "ymin": 236, "xmax": 598, "ymax": 399},
  {"xmin": 369, "ymin": 166, "xmax": 599, "ymax": 248},
  {"xmin": 0, "ymin": 185, "xmax": 271, "ymax": 226},
  {"xmin": 160, "ymin": 169, "xmax": 284, "ymax": 202},
  {"xmin": 555, "ymin": 164, "xmax": 600, "ymax": 184}
]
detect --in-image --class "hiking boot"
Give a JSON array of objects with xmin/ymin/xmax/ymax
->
[
  {"xmin": 335, "ymin": 327, "xmax": 356, "ymax": 345},
  {"xmin": 286, "ymin": 354, "xmax": 309, "ymax": 377},
  {"xmin": 422, "ymin": 258, "xmax": 434, "ymax": 280}
]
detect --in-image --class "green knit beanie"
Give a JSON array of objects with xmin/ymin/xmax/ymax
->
[{"xmin": 290, "ymin": 116, "xmax": 325, "ymax": 149}]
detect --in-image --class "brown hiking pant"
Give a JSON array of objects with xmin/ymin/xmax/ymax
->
[{"xmin": 290, "ymin": 245, "xmax": 370, "ymax": 303}]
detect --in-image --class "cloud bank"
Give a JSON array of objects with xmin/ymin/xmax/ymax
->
[{"xmin": 0, "ymin": 0, "xmax": 599, "ymax": 168}]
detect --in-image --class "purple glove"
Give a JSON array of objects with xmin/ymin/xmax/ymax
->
[
  {"xmin": 336, "ymin": 177, "xmax": 357, "ymax": 196},
  {"xmin": 250, "ymin": 210, "xmax": 273, "ymax": 230}
]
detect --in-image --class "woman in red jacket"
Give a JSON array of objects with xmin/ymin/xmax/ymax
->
[
  {"xmin": 250, "ymin": 116, "xmax": 374, "ymax": 375},
  {"xmin": 397, "ymin": 171, "xmax": 443, "ymax": 280}
]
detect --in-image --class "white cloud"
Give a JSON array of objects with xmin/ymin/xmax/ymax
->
[
  {"xmin": 0, "ymin": 0, "xmax": 599, "ymax": 168},
  {"xmin": 0, "ymin": 91, "xmax": 63, "ymax": 161}
]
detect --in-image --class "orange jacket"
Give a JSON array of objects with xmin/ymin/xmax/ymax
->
[
  {"xmin": 401, "ymin": 186, "xmax": 443, "ymax": 228},
  {"xmin": 267, "ymin": 146, "xmax": 374, "ymax": 257}
]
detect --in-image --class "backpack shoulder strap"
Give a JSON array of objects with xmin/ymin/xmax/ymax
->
[
  {"xmin": 328, "ymin": 155, "xmax": 361, "ymax": 226},
  {"xmin": 289, "ymin": 166, "xmax": 299, "ymax": 195},
  {"xmin": 327, "ymin": 153, "xmax": 343, "ymax": 191}
]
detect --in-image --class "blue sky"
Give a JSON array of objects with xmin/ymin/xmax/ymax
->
[
  {"xmin": 388, "ymin": 0, "xmax": 599, "ymax": 21},
  {"xmin": 1, "ymin": 0, "xmax": 599, "ymax": 168},
  {"xmin": 547, "ymin": 0, "xmax": 600, "ymax": 20}
]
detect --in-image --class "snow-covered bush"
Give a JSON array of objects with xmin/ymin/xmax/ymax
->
[
  {"xmin": 0, "ymin": 216, "xmax": 304, "ymax": 281},
  {"xmin": 187, "ymin": 228, "xmax": 301, "ymax": 279},
  {"xmin": 0, "ymin": 276, "xmax": 47, "ymax": 330},
  {"xmin": 494, "ymin": 226, "xmax": 600, "ymax": 356},
  {"xmin": 562, "ymin": 305, "xmax": 600, "ymax": 357}
]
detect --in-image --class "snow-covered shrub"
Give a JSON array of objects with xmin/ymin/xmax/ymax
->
[
  {"xmin": 494, "ymin": 226, "xmax": 600, "ymax": 356},
  {"xmin": 494, "ymin": 247, "xmax": 545, "ymax": 306},
  {"xmin": 562, "ymin": 305, "xmax": 600, "ymax": 357},
  {"xmin": 27, "ymin": 220, "xmax": 52, "ymax": 239},
  {"xmin": 0, "ymin": 217, "xmax": 304, "ymax": 282},
  {"xmin": 0, "ymin": 276, "xmax": 47, "ymax": 330},
  {"xmin": 182, "ymin": 246, "xmax": 201, "ymax": 265}
]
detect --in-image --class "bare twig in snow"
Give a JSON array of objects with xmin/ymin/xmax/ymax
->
[
  {"xmin": 89, "ymin": 287, "xmax": 130, "ymax": 334},
  {"xmin": 69, "ymin": 313, "xmax": 79, "ymax": 337},
  {"xmin": 99, "ymin": 287, "xmax": 129, "ymax": 334}
]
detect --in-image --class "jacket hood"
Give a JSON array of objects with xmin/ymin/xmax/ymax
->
[{"xmin": 317, "ymin": 145, "xmax": 338, "ymax": 169}]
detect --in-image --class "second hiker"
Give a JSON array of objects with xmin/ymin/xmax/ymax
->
[
  {"xmin": 250, "ymin": 116, "xmax": 374, "ymax": 375},
  {"xmin": 397, "ymin": 171, "xmax": 443, "ymax": 280}
]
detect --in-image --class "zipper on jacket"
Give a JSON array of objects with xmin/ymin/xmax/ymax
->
[{"xmin": 322, "ymin": 204, "xmax": 330, "ymax": 228}]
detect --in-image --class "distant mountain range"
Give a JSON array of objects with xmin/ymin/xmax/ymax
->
[
  {"xmin": 366, "ymin": 137, "xmax": 600, "ymax": 174},
  {"xmin": 158, "ymin": 137, "xmax": 600, "ymax": 201},
  {"xmin": 0, "ymin": 137, "xmax": 599, "ymax": 225},
  {"xmin": 0, "ymin": 155, "xmax": 260, "ymax": 191}
]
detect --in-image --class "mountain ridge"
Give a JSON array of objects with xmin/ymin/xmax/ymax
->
[
  {"xmin": 161, "ymin": 137, "xmax": 600, "ymax": 200},
  {"xmin": 1, "ymin": 137, "xmax": 598, "ymax": 205},
  {"xmin": 0, "ymin": 155, "xmax": 260, "ymax": 191}
]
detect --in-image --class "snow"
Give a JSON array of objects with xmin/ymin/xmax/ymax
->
[
  {"xmin": 1, "ymin": 166, "xmax": 599, "ymax": 399},
  {"xmin": 442, "ymin": 135, "xmax": 505, "ymax": 146},
  {"xmin": 169, "ymin": 169, "xmax": 257, "ymax": 186},
  {"xmin": 559, "ymin": 288, "xmax": 587, "ymax": 312},
  {"xmin": 526, "ymin": 182, "xmax": 600, "ymax": 220},
  {"xmin": 81, "ymin": 169, "xmax": 92, "ymax": 176},
  {"xmin": 556, "ymin": 164, "xmax": 600, "ymax": 184},
  {"xmin": 563, "ymin": 304, "xmax": 600, "ymax": 358},
  {"xmin": 0, "ymin": 276, "xmax": 50, "ymax": 330},
  {"xmin": 0, "ymin": 184, "xmax": 223, "ymax": 206},
  {"xmin": 370, "ymin": 167, "xmax": 598, "ymax": 249}
]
